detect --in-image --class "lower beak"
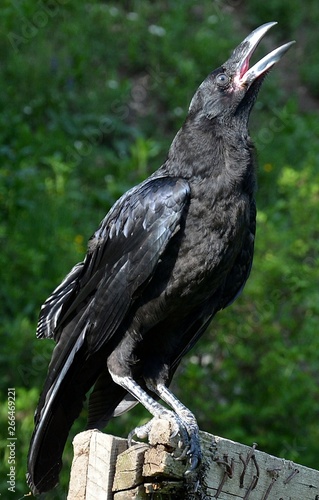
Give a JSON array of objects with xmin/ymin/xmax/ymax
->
[{"xmin": 235, "ymin": 22, "xmax": 295, "ymax": 86}]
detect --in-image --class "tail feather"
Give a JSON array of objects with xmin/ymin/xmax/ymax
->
[
  {"xmin": 27, "ymin": 401, "xmax": 73, "ymax": 494},
  {"xmin": 27, "ymin": 331, "xmax": 95, "ymax": 494}
]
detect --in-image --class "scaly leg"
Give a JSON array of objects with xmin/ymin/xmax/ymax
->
[
  {"xmin": 110, "ymin": 374, "xmax": 190, "ymax": 454},
  {"xmin": 110, "ymin": 372, "xmax": 201, "ymax": 472},
  {"xmin": 152, "ymin": 382, "xmax": 201, "ymax": 471}
]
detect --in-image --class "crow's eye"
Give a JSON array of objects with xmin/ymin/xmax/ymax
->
[{"xmin": 216, "ymin": 73, "xmax": 230, "ymax": 87}]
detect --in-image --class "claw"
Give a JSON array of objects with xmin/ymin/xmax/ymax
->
[
  {"xmin": 170, "ymin": 427, "xmax": 180, "ymax": 439},
  {"xmin": 127, "ymin": 430, "xmax": 135, "ymax": 447},
  {"xmin": 185, "ymin": 448, "xmax": 202, "ymax": 474},
  {"xmin": 188, "ymin": 454, "xmax": 201, "ymax": 472},
  {"xmin": 174, "ymin": 445, "xmax": 190, "ymax": 461},
  {"xmin": 128, "ymin": 420, "xmax": 153, "ymax": 446},
  {"xmin": 171, "ymin": 439, "xmax": 184, "ymax": 459}
]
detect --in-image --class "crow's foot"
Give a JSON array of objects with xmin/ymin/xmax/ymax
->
[
  {"xmin": 128, "ymin": 410, "xmax": 188, "ymax": 448},
  {"xmin": 173, "ymin": 409, "xmax": 201, "ymax": 472},
  {"xmin": 128, "ymin": 411, "xmax": 201, "ymax": 473}
]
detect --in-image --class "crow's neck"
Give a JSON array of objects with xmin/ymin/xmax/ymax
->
[{"xmin": 162, "ymin": 117, "xmax": 257, "ymax": 196}]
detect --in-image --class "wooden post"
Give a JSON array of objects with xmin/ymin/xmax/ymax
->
[
  {"xmin": 68, "ymin": 419, "xmax": 319, "ymax": 499},
  {"xmin": 67, "ymin": 429, "xmax": 127, "ymax": 499}
]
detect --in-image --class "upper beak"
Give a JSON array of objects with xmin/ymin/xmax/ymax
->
[{"xmin": 234, "ymin": 22, "xmax": 295, "ymax": 86}]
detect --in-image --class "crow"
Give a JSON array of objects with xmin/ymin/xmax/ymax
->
[{"xmin": 27, "ymin": 22, "xmax": 294, "ymax": 495}]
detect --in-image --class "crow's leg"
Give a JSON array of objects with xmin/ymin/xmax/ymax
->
[
  {"xmin": 148, "ymin": 382, "xmax": 201, "ymax": 471},
  {"xmin": 109, "ymin": 373, "xmax": 189, "ymax": 452}
]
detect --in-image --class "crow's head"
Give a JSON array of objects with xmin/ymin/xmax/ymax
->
[{"xmin": 189, "ymin": 22, "xmax": 294, "ymax": 125}]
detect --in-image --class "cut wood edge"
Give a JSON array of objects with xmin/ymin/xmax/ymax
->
[{"xmin": 67, "ymin": 429, "xmax": 127, "ymax": 500}]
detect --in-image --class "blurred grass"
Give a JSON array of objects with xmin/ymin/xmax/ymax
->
[{"xmin": 0, "ymin": 1, "xmax": 318, "ymax": 497}]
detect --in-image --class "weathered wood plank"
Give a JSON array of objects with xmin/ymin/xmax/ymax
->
[
  {"xmin": 200, "ymin": 431, "xmax": 319, "ymax": 499},
  {"xmin": 68, "ymin": 420, "xmax": 319, "ymax": 499}
]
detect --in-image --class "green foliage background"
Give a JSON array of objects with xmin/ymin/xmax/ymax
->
[{"xmin": 0, "ymin": 1, "xmax": 318, "ymax": 497}]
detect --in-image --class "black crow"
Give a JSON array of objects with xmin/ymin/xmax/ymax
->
[{"xmin": 27, "ymin": 22, "xmax": 294, "ymax": 495}]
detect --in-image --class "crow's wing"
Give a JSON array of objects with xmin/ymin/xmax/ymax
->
[
  {"xmin": 27, "ymin": 176, "xmax": 190, "ymax": 495},
  {"xmin": 37, "ymin": 176, "xmax": 190, "ymax": 345}
]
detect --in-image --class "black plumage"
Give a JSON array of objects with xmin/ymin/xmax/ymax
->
[{"xmin": 27, "ymin": 22, "xmax": 294, "ymax": 495}]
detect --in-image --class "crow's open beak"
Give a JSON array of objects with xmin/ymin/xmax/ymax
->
[{"xmin": 233, "ymin": 22, "xmax": 295, "ymax": 86}]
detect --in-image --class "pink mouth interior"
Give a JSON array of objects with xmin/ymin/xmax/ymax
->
[{"xmin": 240, "ymin": 57, "xmax": 250, "ymax": 78}]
